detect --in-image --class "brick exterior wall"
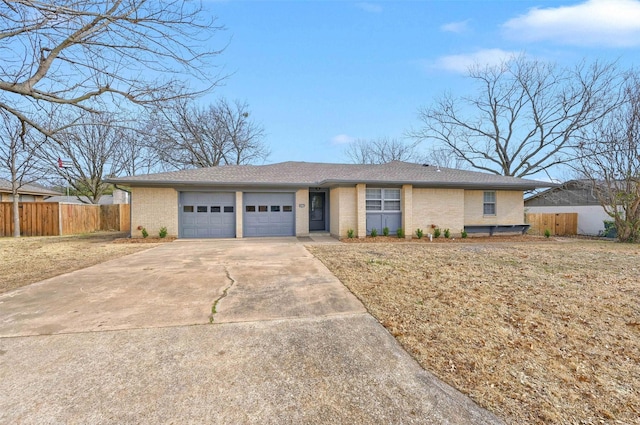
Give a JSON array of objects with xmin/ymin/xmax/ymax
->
[
  {"xmin": 355, "ymin": 184, "xmax": 366, "ymax": 238},
  {"xmin": 329, "ymin": 186, "xmax": 358, "ymax": 238},
  {"xmin": 401, "ymin": 185, "xmax": 413, "ymax": 239},
  {"xmin": 412, "ymin": 188, "xmax": 465, "ymax": 237},
  {"xmin": 131, "ymin": 187, "xmax": 178, "ymax": 237},
  {"xmin": 296, "ymin": 188, "xmax": 309, "ymax": 236},
  {"xmin": 235, "ymin": 191, "xmax": 243, "ymax": 238},
  {"xmin": 128, "ymin": 185, "xmax": 524, "ymax": 239},
  {"xmin": 464, "ymin": 190, "xmax": 524, "ymax": 225}
]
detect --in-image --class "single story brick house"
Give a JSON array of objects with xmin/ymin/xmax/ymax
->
[{"xmin": 108, "ymin": 161, "xmax": 552, "ymax": 239}]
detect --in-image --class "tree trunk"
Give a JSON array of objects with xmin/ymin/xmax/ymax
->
[
  {"xmin": 12, "ymin": 191, "xmax": 20, "ymax": 238},
  {"xmin": 10, "ymin": 151, "xmax": 21, "ymax": 238}
]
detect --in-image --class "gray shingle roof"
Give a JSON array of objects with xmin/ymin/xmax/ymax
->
[
  {"xmin": 107, "ymin": 161, "xmax": 554, "ymax": 190},
  {"xmin": 0, "ymin": 179, "xmax": 61, "ymax": 196}
]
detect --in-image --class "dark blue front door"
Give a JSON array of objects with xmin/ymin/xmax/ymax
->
[{"xmin": 309, "ymin": 192, "xmax": 325, "ymax": 231}]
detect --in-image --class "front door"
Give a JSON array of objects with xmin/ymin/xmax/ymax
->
[{"xmin": 309, "ymin": 192, "xmax": 325, "ymax": 231}]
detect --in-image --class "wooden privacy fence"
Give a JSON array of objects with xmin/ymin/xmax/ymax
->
[
  {"xmin": 525, "ymin": 213, "xmax": 578, "ymax": 236},
  {"xmin": 0, "ymin": 202, "xmax": 130, "ymax": 237}
]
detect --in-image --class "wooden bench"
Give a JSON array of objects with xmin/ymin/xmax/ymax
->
[{"xmin": 464, "ymin": 224, "xmax": 531, "ymax": 236}]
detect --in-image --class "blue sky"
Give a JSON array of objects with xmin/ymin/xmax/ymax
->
[{"xmin": 201, "ymin": 0, "xmax": 640, "ymax": 174}]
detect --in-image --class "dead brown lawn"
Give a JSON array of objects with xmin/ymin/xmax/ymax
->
[
  {"xmin": 0, "ymin": 232, "xmax": 166, "ymax": 294},
  {"xmin": 309, "ymin": 239, "xmax": 640, "ymax": 425}
]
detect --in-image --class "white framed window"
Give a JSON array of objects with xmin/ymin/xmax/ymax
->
[
  {"xmin": 366, "ymin": 188, "xmax": 401, "ymax": 212},
  {"xmin": 483, "ymin": 191, "xmax": 496, "ymax": 215}
]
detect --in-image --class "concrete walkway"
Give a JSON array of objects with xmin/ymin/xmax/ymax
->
[{"xmin": 0, "ymin": 238, "xmax": 503, "ymax": 424}]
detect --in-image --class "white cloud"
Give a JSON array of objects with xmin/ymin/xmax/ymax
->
[
  {"xmin": 356, "ymin": 2, "xmax": 383, "ymax": 14},
  {"xmin": 503, "ymin": 0, "xmax": 640, "ymax": 47},
  {"xmin": 440, "ymin": 20, "xmax": 470, "ymax": 34},
  {"xmin": 431, "ymin": 49, "xmax": 518, "ymax": 74},
  {"xmin": 330, "ymin": 134, "xmax": 356, "ymax": 145}
]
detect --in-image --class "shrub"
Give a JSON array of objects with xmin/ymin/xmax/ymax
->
[
  {"xmin": 544, "ymin": 228, "xmax": 551, "ymax": 238},
  {"xmin": 141, "ymin": 227, "xmax": 149, "ymax": 238},
  {"xmin": 416, "ymin": 228, "xmax": 424, "ymax": 239},
  {"xmin": 444, "ymin": 228, "xmax": 451, "ymax": 239},
  {"xmin": 461, "ymin": 229, "xmax": 468, "ymax": 239},
  {"xmin": 433, "ymin": 228, "xmax": 441, "ymax": 238},
  {"xmin": 370, "ymin": 228, "xmax": 378, "ymax": 237},
  {"xmin": 159, "ymin": 226, "xmax": 168, "ymax": 238},
  {"xmin": 603, "ymin": 220, "xmax": 617, "ymax": 238},
  {"xmin": 347, "ymin": 228, "xmax": 355, "ymax": 239},
  {"xmin": 396, "ymin": 228, "xmax": 404, "ymax": 238},
  {"xmin": 382, "ymin": 226, "xmax": 389, "ymax": 236}
]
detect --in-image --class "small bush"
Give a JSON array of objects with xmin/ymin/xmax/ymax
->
[
  {"xmin": 370, "ymin": 228, "xmax": 378, "ymax": 237},
  {"xmin": 159, "ymin": 226, "xmax": 168, "ymax": 238},
  {"xmin": 603, "ymin": 220, "xmax": 617, "ymax": 238},
  {"xmin": 416, "ymin": 228, "xmax": 424, "ymax": 239},
  {"xmin": 433, "ymin": 228, "xmax": 441, "ymax": 238},
  {"xmin": 544, "ymin": 228, "xmax": 551, "ymax": 238},
  {"xmin": 444, "ymin": 228, "xmax": 451, "ymax": 239},
  {"xmin": 382, "ymin": 226, "xmax": 389, "ymax": 236},
  {"xmin": 396, "ymin": 228, "xmax": 404, "ymax": 238},
  {"xmin": 141, "ymin": 227, "xmax": 149, "ymax": 238},
  {"xmin": 347, "ymin": 228, "xmax": 355, "ymax": 239},
  {"xmin": 461, "ymin": 229, "xmax": 468, "ymax": 239}
]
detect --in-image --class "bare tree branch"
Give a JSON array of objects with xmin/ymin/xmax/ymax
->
[
  {"xmin": 1, "ymin": 0, "xmax": 225, "ymax": 136},
  {"xmin": 574, "ymin": 72, "xmax": 640, "ymax": 243},
  {"xmin": 0, "ymin": 110, "xmax": 51, "ymax": 236},
  {"xmin": 153, "ymin": 98, "xmax": 268, "ymax": 169},
  {"xmin": 38, "ymin": 111, "xmax": 127, "ymax": 203},
  {"xmin": 409, "ymin": 55, "xmax": 625, "ymax": 178},
  {"xmin": 344, "ymin": 137, "xmax": 421, "ymax": 164}
]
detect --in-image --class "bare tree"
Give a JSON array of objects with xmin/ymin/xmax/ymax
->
[
  {"xmin": 425, "ymin": 146, "xmax": 468, "ymax": 169},
  {"xmin": 117, "ymin": 117, "xmax": 162, "ymax": 176},
  {"xmin": 410, "ymin": 55, "xmax": 624, "ymax": 178},
  {"xmin": 345, "ymin": 137, "xmax": 421, "ymax": 164},
  {"xmin": 0, "ymin": 112, "xmax": 49, "ymax": 236},
  {"xmin": 215, "ymin": 99, "xmax": 269, "ymax": 165},
  {"xmin": 0, "ymin": 0, "xmax": 224, "ymax": 138},
  {"xmin": 154, "ymin": 98, "xmax": 268, "ymax": 169},
  {"xmin": 41, "ymin": 112, "xmax": 126, "ymax": 203},
  {"xmin": 575, "ymin": 74, "xmax": 640, "ymax": 243}
]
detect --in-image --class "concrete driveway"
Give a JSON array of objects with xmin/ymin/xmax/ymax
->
[{"xmin": 0, "ymin": 237, "xmax": 503, "ymax": 424}]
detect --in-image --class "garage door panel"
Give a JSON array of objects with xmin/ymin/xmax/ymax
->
[
  {"xmin": 180, "ymin": 192, "xmax": 236, "ymax": 238},
  {"xmin": 183, "ymin": 216, "xmax": 196, "ymax": 226},
  {"xmin": 243, "ymin": 193, "xmax": 295, "ymax": 237}
]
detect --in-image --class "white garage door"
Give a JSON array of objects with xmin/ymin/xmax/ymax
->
[
  {"xmin": 180, "ymin": 192, "xmax": 235, "ymax": 238},
  {"xmin": 243, "ymin": 192, "xmax": 295, "ymax": 237}
]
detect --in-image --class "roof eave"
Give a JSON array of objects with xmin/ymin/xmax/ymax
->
[
  {"xmin": 107, "ymin": 177, "xmax": 555, "ymax": 191},
  {"xmin": 106, "ymin": 179, "xmax": 312, "ymax": 188},
  {"xmin": 320, "ymin": 179, "xmax": 556, "ymax": 190}
]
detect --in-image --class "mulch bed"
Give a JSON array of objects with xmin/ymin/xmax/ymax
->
[
  {"xmin": 340, "ymin": 234, "xmax": 551, "ymax": 243},
  {"xmin": 112, "ymin": 237, "xmax": 176, "ymax": 244}
]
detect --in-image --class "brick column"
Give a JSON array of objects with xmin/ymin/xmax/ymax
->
[
  {"xmin": 235, "ymin": 191, "xmax": 243, "ymax": 238},
  {"xmin": 402, "ymin": 184, "xmax": 413, "ymax": 239},
  {"xmin": 356, "ymin": 183, "xmax": 367, "ymax": 238}
]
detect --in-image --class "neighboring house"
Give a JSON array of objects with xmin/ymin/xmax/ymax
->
[
  {"xmin": 525, "ymin": 180, "xmax": 610, "ymax": 236},
  {"xmin": 45, "ymin": 195, "xmax": 115, "ymax": 205},
  {"xmin": 107, "ymin": 161, "xmax": 552, "ymax": 239},
  {"xmin": 0, "ymin": 179, "xmax": 60, "ymax": 202},
  {"xmin": 44, "ymin": 189, "xmax": 130, "ymax": 205}
]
